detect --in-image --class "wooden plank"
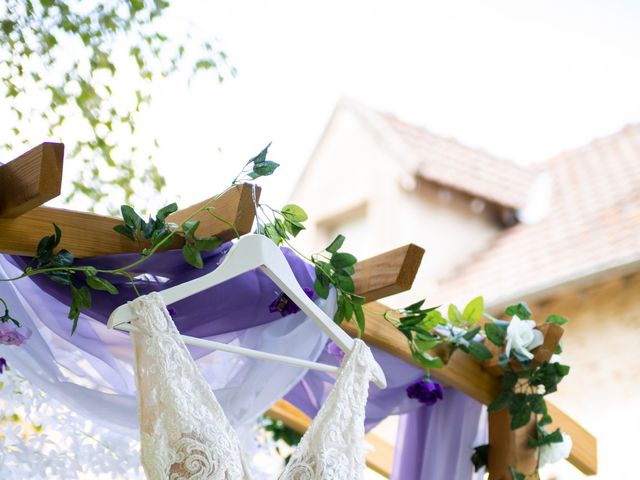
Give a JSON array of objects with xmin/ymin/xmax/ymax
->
[
  {"xmin": 267, "ymin": 400, "xmax": 394, "ymax": 478},
  {"xmin": 353, "ymin": 244, "xmax": 425, "ymax": 300},
  {"xmin": 342, "ymin": 304, "xmax": 598, "ymax": 475},
  {"xmin": 547, "ymin": 402, "xmax": 598, "ymax": 475},
  {"xmin": 167, "ymin": 184, "xmax": 260, "ymax": 239},
  {"xmin": 0, "ymin": 142, "xmax": 64, "ymax": 218},
  {"xmin": 0, "ymin": 184, "xmax": 258, "ymax": 257}
]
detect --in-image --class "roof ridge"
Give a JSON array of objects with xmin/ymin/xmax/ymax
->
[{"xmin": 533, "ymin": 123, "xmax": 640, "ymax": 169}]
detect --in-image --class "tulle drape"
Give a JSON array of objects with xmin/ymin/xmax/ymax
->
[{"xmin": 1, "ymin": 243, "xmax": 487, "ymax": 478}]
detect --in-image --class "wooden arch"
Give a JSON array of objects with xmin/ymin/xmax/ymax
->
[{"xmin": 0, "ymin": 143, "xmax": 597, "ymax": 478}]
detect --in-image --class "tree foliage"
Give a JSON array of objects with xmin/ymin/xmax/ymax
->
[{"xmin": 0, "ymin": 0, "xmax": 234, "ymax": 213}]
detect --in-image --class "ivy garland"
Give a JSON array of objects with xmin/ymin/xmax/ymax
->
[{"xmin": 0, "ymin": 145, "xmax": 572, "ymax": 477}]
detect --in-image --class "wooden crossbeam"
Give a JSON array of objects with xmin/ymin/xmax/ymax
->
[
  {"xmin": 269, "ymin": 400, "xmax": 394, "ymax": 477},
  {"xmin": 0, "ymin": 184, "xmax": 259, "ymax": 257},
  {"xmin": 342, "ymin": 304, "xmax": 598, "ymax": 475},
  {"xmin": 353, "ymin": 244, "xmax": 424, "ymax": 299},
  {"xmin": 0, "ymin": 142, "xmax": 64, "ymax": 218}
]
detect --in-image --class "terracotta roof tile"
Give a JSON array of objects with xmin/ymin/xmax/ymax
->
[
  {"xmin": 437, "ymin": 124, "xmax": 640, "ymax": 307},
  {"xmin": 370, "ymin": 109, "xmax": 536, "ymax": 209}
]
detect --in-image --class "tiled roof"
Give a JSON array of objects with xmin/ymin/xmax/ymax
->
[
  {"xmin": 355, "ymin": 103, "xmax": 536, "ymax": 209},
  {"xmin": 437, "ymin": 124, "xmax": 640, "ymax": 307}
]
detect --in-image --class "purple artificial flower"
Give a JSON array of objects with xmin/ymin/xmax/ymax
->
[
  {"xmin": 326, "ymin": 341, "xmax": 345, "ymax": 363},
  {"xmin": 0, "ymin": 322, "xmax": 32, "ymax": 346},
  {"xmin": 406, "ymin": 379, "xmax": 444, "ymax": 406},
  {"xmin": 269, "ymin": 287, "xmax": 315, "ymax": 317},
  {"xmin": 0, "ymin": 357, "xmax": 6, "ymax": 374}
]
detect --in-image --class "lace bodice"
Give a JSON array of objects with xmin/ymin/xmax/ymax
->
[{"xmin": 130, "ymin": 293, "xmax": 379, "ymax": 480}]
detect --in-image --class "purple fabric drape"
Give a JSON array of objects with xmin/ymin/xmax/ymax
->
[
  {"xmin": 391, "ymin": 389, "xmax": 487, "ymax": 479},
  {"xmin": 3, "ymin": 242, "xmax": 487, "ymax": 478}
]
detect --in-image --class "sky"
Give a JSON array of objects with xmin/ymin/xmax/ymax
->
[
  {"xmin": 4, "ymin": 0, "xmax": 640, "ymax": 210},
  {"xmin": 134, "ymin": 0, "xmax": 640, "ymax": 209}
]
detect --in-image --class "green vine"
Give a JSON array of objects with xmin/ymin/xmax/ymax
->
[{"xmin": 0, "ymin": 146, "xmax": 573, "ymax": 477}]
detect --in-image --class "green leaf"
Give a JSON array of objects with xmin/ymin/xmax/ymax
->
[
  {"xmin": 422, "ymin": 310, "xmax": 447, "ymax": 330},
  {"xmin": 471, "ymin": 444, "xmax": 489, "ymax": 472},
  {"xmin": 448, "ymin": 304, "xmax": 463, "ymax": 325},
  {"xmin": 53, "ymin": 223, "xmax": 62, "ymax": 247},
  {"xmin": 195, "ymin": 236, "xmax": 223, "ymax": 251},
  {"xmin": 462, "ymin": 325, "xmax": 481, "ymax": 341},
  {"xmin": 248, "ymin": 142, "xmax": 270, "ymax": 165},
  {"xmin": 284, "ymin": 219, "xmax": 305, "ymax": 237},
  {"xmin": 121, "ymin": 205, "xmax": 142, "ymax": 229},
  {"xmin": 488, "ymin": 390, "xmax": 511, "ymax": 412},
  {"xmin": 545, "ymin": 314, "xmax": 568, "ymax": 326},
  {"xmin": 330, "ymin": 252, "xmax": 357, "ymax": 270},
  {"xmin": 528, "ymin": 393, "xmax": 546, "ymax": 414},
  {"xmin": 414, "ymin": 335, "xmax": 440, "ymax": 351},
  {"xmin": 36, "ymin": 234, "xmax": 55, "ymax": 258},
  {"xmin": 505, "ymin": 302, "xmax": 532, "ymax": 320},
  {"xmin": 263, "ymin": 224, "xmax": 282, "ymax": 245},
  {"xmin": 462, "ymin": 296, "xmax": 484, "ymax": 324},
  {"xmin": 508, "ymin": 466, "xmax": 525, "ymax": 480},
  {"xmin": 510, "ymin": 406, "xmax": 532, "ymax": 429},
  {"xmin": 69, "ymin": 285, "xmax": 92, "ymax": 335},
  {"xmin": 313, "ymin": 265, "xmax": 330, "ymax": 299},
  {"xmin": 404, "ymin": 299, "xmax": 425, "ymax": 312},
  {"xmin": 484, "ymin": 322, "xmax": 506, "ymax": 346},
  {"xmin": 250, "ymin": 160, "xmax": 280, "ymax": 178},
  {"xmin": 354, "ymin": 304, "xmax": 365, "ymax": 335},
  {"xmin": 281, "ymin": 204, "xmax": 308, "ymax": 222},
  {"xmin": 48, "ymin": 271, "xmax": 72, "ymax": 286},
  {"xmin": 468, "ymin": 340, "xmax": 492, "ymax": 361},
  {"xmin": 274, "ymin": 219, "xmax": 287, "ymax": 239},
  {"xmin": 412, "ymin": 350, "xmax": 444, "ymax": 369},
  {"xmin": 182, "ymin": 244, "xmax": 203, "ymax": 269},
  {"xmin": 85, "ymin": 275, "xmax": 118, "ymax": 295},
  {"xmin": 52, "ymin": 250, "xmax": 74, "ymax": 268},
  {"xmin": 113, "ymin": 224, "xmax": 135, "ymax": 241},
  {"xmin": 342, "ymin": 297, "xmax": 353, "ymax": 322},
  {"xmin": 156, "ymin": 203, "xmax": 178, "ymax": 221},
  {"xmin": 182, "ymin": 220, "xmax": 200, "ymax": 238},
  {"xmin": 326, "ymin": 234, "xmax": 345, "ymax": 254},
  {"xmin": 334, "ymin": 273, "xmax": 355, "ymax": 293}
]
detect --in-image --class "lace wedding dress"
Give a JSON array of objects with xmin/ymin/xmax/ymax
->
[{"xmin": 130, "ymin": 292, "xmax": 381, "ymax": 480}]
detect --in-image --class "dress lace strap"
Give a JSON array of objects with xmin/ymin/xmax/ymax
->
[{"xmin": 129, "ymin": 293, "xmax": 252, "ymax": 480}]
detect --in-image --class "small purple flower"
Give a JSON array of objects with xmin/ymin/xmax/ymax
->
[
  {"xmin": 269, "ymin": 287, "xmax": 315, "ymax": 317},
  {"xmin": 167, "ymin": 307, "xmax": 177, "ymax": 318},
  {"xmin": 406, "ymin": 379, "xmax": 444, "ymax": 406},
  {"xmin": 0, "ymin": 357, "xmax": 7, "ymax": 374},
  {"xmin": 0, "ymin": 322, "xmax": 32, "ymax": 346},
  {"xmin": 326, "ymin": 341, "xmax": 345, "ymax": 363}
]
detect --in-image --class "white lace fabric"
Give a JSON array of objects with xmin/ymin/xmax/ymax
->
[{"xmin": 130, "ymin": 292, "xmax": 378, "ymax": 480}]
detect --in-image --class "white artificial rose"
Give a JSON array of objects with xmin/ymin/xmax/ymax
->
[
  {"xmin": 505, "ymin": 315, "xmax": 544, "ymax": 359},
  {"xmin": 539, "ymin": 433, "xmax": 573, "ymax": 467}
]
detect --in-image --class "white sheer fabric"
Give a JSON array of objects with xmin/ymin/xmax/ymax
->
[
  {"xmin": 0, "ymin": 255, "xmax": 332, "ymax": 434},
  {"xmin": 130, "ymin": 293, "xmax": 379, "ymax": 480}
]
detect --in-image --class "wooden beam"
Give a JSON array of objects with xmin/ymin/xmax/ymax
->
[
  {"xmin": 342, "ymin": 304, "xmax": 598, "ymax": 475},
  {"xmin": 167, "ymin": 184, "xmax": 260, "ymax": 239},
  {"xmin": 353, "ymin": 244, "xmax": 425, "ymax": 300},
  {"xmin": 0, "ymin": 142, "xmax": 64, "ymax": 218},
  {"xmin": 267, "ymin": 400, "xmax": 394, "ymax": 478},
  {"xmin": 0, "ymin": 184, "xmax": 259, "ymax": 257}
]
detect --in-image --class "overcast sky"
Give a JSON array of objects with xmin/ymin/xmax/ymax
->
[
  {"xmin": 140, "ymin": 0, "xmax": 640, "ymax": 208},
  {"xmin": 7, "ymin": 0, "xmax": 640, "ymax": 210}
]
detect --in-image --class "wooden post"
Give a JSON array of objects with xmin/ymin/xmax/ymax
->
[
  {"xmin": 485, "ymin": 324, "xmax": 564, "ymax": 479},
  {"xmin": 0, "ymin": 142, "xmax": 64, "ymax": 218},
  {"xmin": 488, "ymin": 407, "xmax": 538, "ymax": 479}
]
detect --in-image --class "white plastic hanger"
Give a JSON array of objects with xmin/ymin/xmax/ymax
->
[{"xmin": 108, "ymin": 234, "xmax": 387, "ymax": 388}]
